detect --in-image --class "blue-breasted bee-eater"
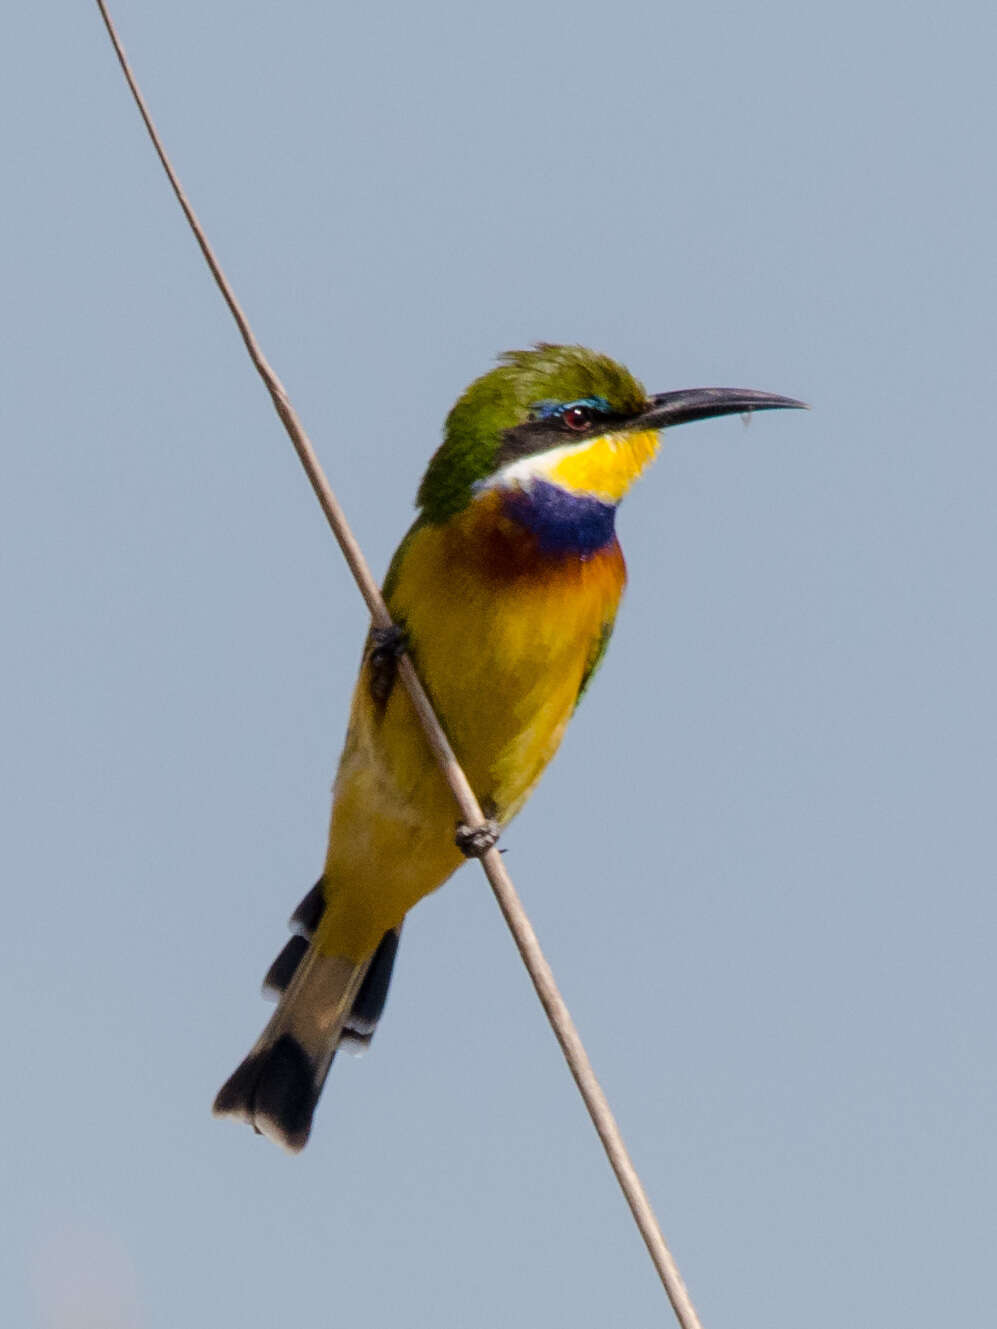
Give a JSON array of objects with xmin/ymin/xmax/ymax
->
[{"xmin": 214, "ymin": 344, "xmax": 804, "ymax": 1150}]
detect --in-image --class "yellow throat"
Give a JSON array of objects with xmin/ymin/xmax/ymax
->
[{"xmin": 488, "ymin": 428, "xmax": 661, "ymax": 503}]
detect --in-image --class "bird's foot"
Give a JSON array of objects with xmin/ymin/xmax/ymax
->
[
  {"xmin": 368, "ymin": 622, "xmax": 408, "ymax": 706},
  {"xmin": 455, "ymin": 819, "xmax": 501, "ymax": 858}
]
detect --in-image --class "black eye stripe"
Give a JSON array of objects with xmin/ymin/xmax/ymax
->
[{"xmin": 497, "ymin": 404, "xmax": 629, "ymax": 466}]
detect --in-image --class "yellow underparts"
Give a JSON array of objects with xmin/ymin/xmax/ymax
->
[{"xmin": 316, "ymin": 490, "xmax": 627, "ymax": 962}]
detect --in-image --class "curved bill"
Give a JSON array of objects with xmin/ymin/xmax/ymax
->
[{"xmin": 634, "ymin": 387, "xmax": 808, "ymax": 431}]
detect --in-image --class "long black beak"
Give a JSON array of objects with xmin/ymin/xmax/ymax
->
[{"xmin": 633, "ymin": 387, "xmax": 808, "ymax": 431}]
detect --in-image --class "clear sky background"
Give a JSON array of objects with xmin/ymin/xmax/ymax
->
[{"xmin": 3, "ymin": 1, "xmax": 995, "ymax": 1326}]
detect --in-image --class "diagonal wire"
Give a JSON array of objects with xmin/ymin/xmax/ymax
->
[{"xmin": 93, "ymin": 4, "xmax": 705, "ymax": 1324}]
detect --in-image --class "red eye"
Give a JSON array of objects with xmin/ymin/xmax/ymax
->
[{"xmin": 563, "ymin": 405, "xmax": 591, "ymax": 432}]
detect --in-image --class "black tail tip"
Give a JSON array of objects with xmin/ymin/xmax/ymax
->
[{"xmin": 213, "ymin": 1035, "xmax": 323, "ymax": 1153}]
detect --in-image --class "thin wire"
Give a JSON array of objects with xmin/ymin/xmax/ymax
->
[{"xmin": 93, "ymin": 5, "xmax": 705, "ymax": 1324}]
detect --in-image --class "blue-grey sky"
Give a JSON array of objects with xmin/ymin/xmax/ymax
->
[{"xmin": 3, "ymin": 1, "xmax": 995, "ymax": 1326}]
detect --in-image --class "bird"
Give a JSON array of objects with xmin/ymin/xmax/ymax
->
[{"xmin": 213, "ymin": 343, "xmax": 805, "ymax": 1150}]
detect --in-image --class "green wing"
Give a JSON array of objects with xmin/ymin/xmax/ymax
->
[
  {"xmin": 381, "ymin": 516, "xmax": 423, "ymax": 607},
  {"xmin": 576, "ymin": 618, "xmax": 615, "ymax": 709}
]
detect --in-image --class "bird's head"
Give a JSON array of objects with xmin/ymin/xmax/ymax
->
[{"xmin": 417, "ymin": 344, "xmax": 805, "ymax": 522}]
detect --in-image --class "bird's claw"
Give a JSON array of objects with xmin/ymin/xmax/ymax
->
[
  {"xmin": 368, "ymin": 622, "xmax": 408, "ymax": 706},
  {"xmin": 455, "ymin": 819, "xmax": 501, "ymax": 858},
  {"xmin": 370, "ymin": 622, "xmax": 408, "ymax": 660}
]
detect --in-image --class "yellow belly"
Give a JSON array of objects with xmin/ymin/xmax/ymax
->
[{"xmin": 317, "ymin": 493, "xmax": 625, "ymax": 961}]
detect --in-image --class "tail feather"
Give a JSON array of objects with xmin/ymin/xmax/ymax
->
[
  {"xmin": 213, "ymin": 1033, "xmax": 322, "ymax": 1153},
  {"xmin": 339, "ymin": 927, "xmax": 401, "ymax": 1052},
  {"xmin": 262, "ymin": 934, "xmax": 308, "ymax": 1000},
  {"xmin": 261, "ymin": 881, "xmax": 402, "ymax": 1045},
  {"xmin": 213, "ymin": 942, "xmax": 369, "ymax": 1151},
  {"xmin": 215, "ymin": 879, "xmax": 403, "ymax": 1151},
  {"xmin": 289, "ymin": 880, "xmax": 325, "ymax": 937}
]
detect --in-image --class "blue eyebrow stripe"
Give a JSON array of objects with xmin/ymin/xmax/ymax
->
[{"xmin": 529, "ymin": 395, "xmax": 611, "ymax": 421}]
